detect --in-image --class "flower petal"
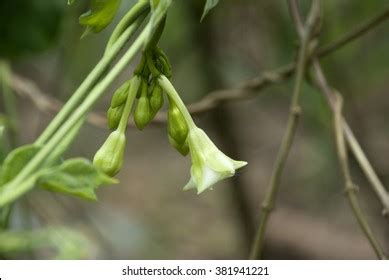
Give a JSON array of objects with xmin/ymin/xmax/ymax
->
[
  {"xmin": 183, "ymin": 177, "xmax": 196, "ymax": 191},
  {"xmin": 184, "ymin": 126, "xmax": 248, "ymax": 194},
  {"xmin": 197, "ymin": 165, "xmax": 229, "ymax": 194}
]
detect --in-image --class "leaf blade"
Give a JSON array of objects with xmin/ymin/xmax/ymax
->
[
  {"xmin": 37, "ymin": 158, "xmax": 117, "ymax": 201},
  {"xmin": 79, "ymin": 0, "xmax": 121, "ymax": 33},
  {"xmin": 201, "ymin": 0, "xmax": 220, "ymax": 22}
]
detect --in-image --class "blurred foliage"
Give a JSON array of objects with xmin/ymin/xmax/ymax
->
[
  {"xmin": 0, "ymin": 0, "xmax": 65, "ymax": 59},
  {"xmin": 0, "ymin": 227, "xmax": 92, "ymax": 259}
]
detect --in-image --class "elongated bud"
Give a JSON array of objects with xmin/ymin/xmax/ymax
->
[
  {"xmin": 157, "ymin": 55, "xmax": 172, "ymax": 78},
  {"xmin": 110, "ymin": 80, "xmax": 131, "ymax": 108},
  {"xmin": 134, "ymin": 80, "xmax": 151, "ymax": 130},
  {"xmin": 168, "ymin": 134, "xmax": 189, "ymax": 156},
  {"xmin": 107, "ymin": 105, "xmax": 124, "ymax": 130},
  {"xmin": 150, "ymin": 83, "xmax": 164, "ymax": 115},
  {"xmin": 167, "ymin": 98, "xmax": 188, "ymax": 145},
  {"xmin": 93, "ymin": 130, "xmax": 126, "ymax": 176}
]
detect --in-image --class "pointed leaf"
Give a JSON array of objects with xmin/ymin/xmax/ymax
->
[
  {"xmin": 0, "ymin": 144, "xmax": 41, "ymax": 187},
  {"xmin": 201, "ymin": 0, "xmax": 220, "ymax": 21},
  {"xmin": 79, "ymin": 0, "xmax": 121, "ymax": 33},
  {"xmin": 37, "ymin": 158, "xmax": 117, "ymax": 201}
]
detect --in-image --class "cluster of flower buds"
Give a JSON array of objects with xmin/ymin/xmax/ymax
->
[
  {"xmin": 94, "ymin": 46, "xmax": 247, "ymax": 194},
  {"xmin": 93, "ymin": 76, "xmax": 141, "ymax": 176}
]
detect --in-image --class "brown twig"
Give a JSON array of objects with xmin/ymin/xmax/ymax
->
[
  {"xmin": 290, "ymin": 0, "xmax": 387, "ymax": 258},
  {"xmin": 249, "ymin": 0, "xmax": 321, "ymax": 260},
  {"xmin": 312, "ymin": 61, "xmax": 389, "ymax": 215},
  {"xmin": 317, "ymin": 8, "xmax": 389, "ymax": 57},
  {"xmin": 333, "ymin": 93, "xmax": 386, "ymax": 259}
]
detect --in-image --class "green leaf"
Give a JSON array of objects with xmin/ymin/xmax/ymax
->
[
  {"xmin": 79, "ymin": 0, "xmax": 121, "ymax": 33},
  {"xmin": 201, "ymin": 0, "xmax": 220, "ymax": 21},
  {"xmin": 0, "ymin": 144, "xmax": 41, "ymax": 186},
  {"xmin": 37, "ymin": 158, "xmax": 117, "ymax": 201}
]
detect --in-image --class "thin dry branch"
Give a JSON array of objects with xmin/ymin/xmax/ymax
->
[
  {"xmin": 249, "ymin": 0, "xmax": 321, "ymax": 260},
  {"xmin": 312, "ymin": 60, "xmax": 389, "ymax": 215},
  {"xmin": 289, "ymin": 0, "xmax": 387, "ymax": 258},
  {"xmin": 333, "ymin": 93, "xmax": 386, "ymax": 259}
]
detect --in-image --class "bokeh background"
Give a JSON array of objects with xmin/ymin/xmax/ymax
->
[{"xmin": 0, "ymin": 0, "xmax": 389, "ymax": 259}]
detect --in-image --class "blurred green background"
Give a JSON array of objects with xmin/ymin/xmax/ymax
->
[{"xmin": 0, "ymin": 0, "xmax": 388, "ymax": 259}]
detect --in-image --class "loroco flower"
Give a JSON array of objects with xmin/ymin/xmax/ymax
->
[{"xmin": 183, "ymin": 127, "xmax": 247, "ymax": 194}]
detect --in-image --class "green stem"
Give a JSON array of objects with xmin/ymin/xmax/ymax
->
[
  {"xmin": 105, "ymin": 0, "xmax": 150, "ymax": 55},
  {"xmin": 0, "ymin": 25, "xmax": 150, "ymax": 207},
  {"xmin": 118, "ymin": 76, "xmax": 141, "ymax": 133},
  {"xmin": 145, "ymin": 16, "xmax": 166, "ymax": 52},
  {"xmin": 158, "ymin": 75, "xmax": 196, "ymax": 129},
  {"xmin": 44, "ymin": 118, "xmax": 85, "ymax": 167},
  {"xmin": 35, "ymin": 7, "xmax": 149, "ymax": 145}
]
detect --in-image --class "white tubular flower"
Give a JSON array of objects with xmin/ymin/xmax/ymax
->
[{"xmin": 183, "ymin": 127, "xmax": 247, "ymax": 194}]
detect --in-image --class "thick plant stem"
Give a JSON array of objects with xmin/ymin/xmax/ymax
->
[
  {"xmin": 0, "ymin": 26, "xmax": 150, "ymax": 207},
  {"xmin": 333, "ymin": 94, "xmax": 386, "ymax": 260},
  {"xmin": 36, "ymin": 8, "xmax": 148, "ymax": 145},
  {"xmin": 105, "ymin": 0, "xmax": 150, "ymax": 54},
  {"xmin": 249, "ymin": 0, "xmax": 321, "ymax": 260}
]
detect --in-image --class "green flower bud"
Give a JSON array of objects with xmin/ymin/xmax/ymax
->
[
  {"xmin": 93, "ymin": 130, "xmax": 126, "ymax": 176},
  {"xmin": 134, "ymin": 80, "xmax": 151, "ymax": 130},
  {"xmin": 154, "ymin": 48, "xmax": 172, "ymax": 78},
  {"xmin": 168, "ymin": 134, "xmax": 189, "ymax": 156},
  {"xmin": 167, "ymin": 98, "xmax": 188, "ymax": 145},
  {"xmin": 110, "ymin": 80, "xmax": 131, "ymax": 108},
  {"xmin": 107, "ymin": 105, "xmax": 124, "ymax": 130},
  {"xmin": 150, "ymin": 84, "xmax": 164, "ymax": 115}
]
